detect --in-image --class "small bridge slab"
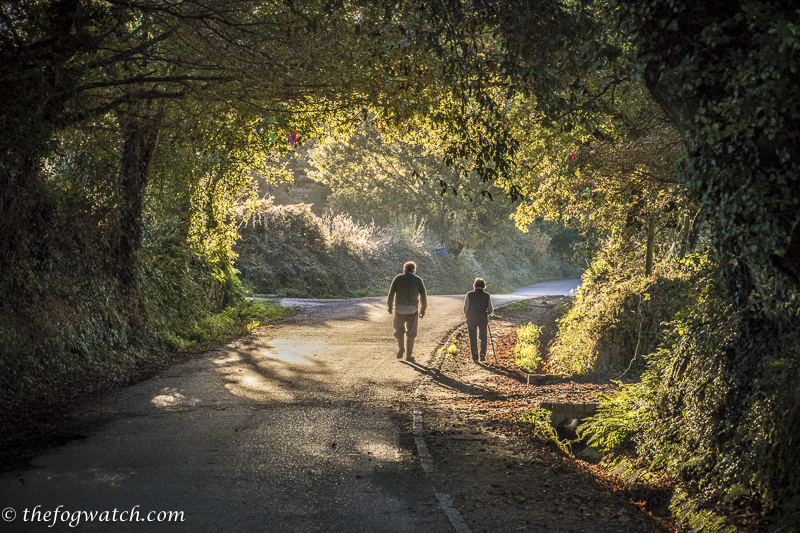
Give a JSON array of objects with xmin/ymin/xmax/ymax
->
[{"xmin": 539, "ymin": 401, "xmax": 599, "ymax": 427}]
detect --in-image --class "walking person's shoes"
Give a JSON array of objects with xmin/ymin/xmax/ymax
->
[
  {"xmin": 479, "ymin": 354, "xmax": 486, "ymax": 362},
  {"xmin": 396, "ymin": 350, "xmax": 404, "ymax": 359}
]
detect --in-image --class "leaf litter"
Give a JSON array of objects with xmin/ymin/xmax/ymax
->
[{"xmin": 414, "ymin": 297, "xmax": 676, "ymax": 532}]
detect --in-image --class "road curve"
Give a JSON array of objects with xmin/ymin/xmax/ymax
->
[{"xmin": 0, "ymin": 279, "xmax": 580, "ymax": 532}]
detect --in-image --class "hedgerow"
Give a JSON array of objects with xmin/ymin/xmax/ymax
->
[
  {"xmin": 234, "ymin": 200, "xmax": 583, "ymax": 298},
  {"xmin": 564, "ymin": 248, "xmax": 800, "ymax": 528},
  {"xmin": 547, "ymin": 251, "xmax": 696, "ymax": 376}
]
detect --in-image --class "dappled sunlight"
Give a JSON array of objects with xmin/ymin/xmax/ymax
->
[
  {"xmin": 264, "ymin": 339, "xmax": 326, "ymax": 365},
  {"xmin": 353, "ymin": 439, "xmax": 400, "ymax": 463},
  {"xmin": 212, "ymin": 352, "xmax": 240, "ymax": 365},
  {"xmin": 151, "ymin": 387, "xmax": 202, "ymax": 409},
  {"xmin": 212, "ymin": 338, "xmax": 334, "ymax": 403},
  {"xmin": 214, "ymin": 354, "xmax": 294, "ymax": 403}
]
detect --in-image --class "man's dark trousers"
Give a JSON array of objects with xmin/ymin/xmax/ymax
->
[
  {"xmin": 467, "ymin": 319, "xmax": 488, "ymax": 360},
  {"xmin": 464, "ymin": 288, "xmax": 492, "ymax": 361}
]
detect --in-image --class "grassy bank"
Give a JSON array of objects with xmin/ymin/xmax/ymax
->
[
  {"xmin": 547, "ymin": 247, "xmax": 800, "ymax": 530},
  {"xmin": 234, "ymin": 201, "xmax": 584, "ymax": 298}
]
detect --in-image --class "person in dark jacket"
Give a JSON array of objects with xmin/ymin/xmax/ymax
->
[
  {"xmin": 387, "ymin": 261, "xmax": 427, "ymax": 361},
  {"xmin": 463, "ymin": 277, "xmax": 493, "ymax": 361}
]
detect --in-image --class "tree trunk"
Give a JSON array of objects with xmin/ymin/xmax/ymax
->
[
  {"xmin": 645, "ymin": 216, "xmax": 655, "ymax": 277},
  {"xmin": 117, "ymin": 121, "xmax": 160, "ymax": 286}
]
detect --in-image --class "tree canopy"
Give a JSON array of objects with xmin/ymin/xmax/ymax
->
[
  {"xmin": 307, "ymin": 121, "xmax": 518, "ymax": 257},
  {"xmin": 3, "ymin": 1, "xmax": 800, "ymax": 527}
]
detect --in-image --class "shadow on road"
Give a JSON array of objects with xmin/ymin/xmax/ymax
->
[
  {"xmin": 475, "ymin": 361, "xmax": 526, "ymax": 383},
  {"xmin": 427, "ymin": 369, "xmax": 498, "ymax": 399}
]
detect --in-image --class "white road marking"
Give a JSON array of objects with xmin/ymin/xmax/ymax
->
[
  {"xmin": 413, "ymin": 409, "xmax": 435, "ymax": 474},
  {"xmin": 412, "ymin": 408, "xmax": 473, "ymax": 533},
  {"xmin": 435, "ymin": 492, "xmax": 474, "ymax": 533}
]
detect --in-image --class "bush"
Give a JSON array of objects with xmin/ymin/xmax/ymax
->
[
  {"xmin": 172, "ymin": 298, "xmax": 293, "ymax": 347},
  {"xmin": 578, "ymin": 381, "xmax": 655, "ymax": 453},
  {"xmin": 515, "ymin": 322, "xmax": 542, "ymax": 373}
]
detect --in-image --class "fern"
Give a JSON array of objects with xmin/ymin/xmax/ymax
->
[{"xmin": 577, "ymin": 382, "xmax": 654, "ymax": 453}]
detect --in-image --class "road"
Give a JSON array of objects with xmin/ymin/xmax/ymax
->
[{"xmin": 0, "ymin": 279, "xmax": 580, "ymax": 532}]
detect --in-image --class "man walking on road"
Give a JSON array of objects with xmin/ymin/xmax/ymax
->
[
  {"xmin": 464, "ymin": 277, "xmax": 493, "ymax": 361},
  {"xmin": 387, "ymin": 261, "xmax": 427, "ymax": 361}
]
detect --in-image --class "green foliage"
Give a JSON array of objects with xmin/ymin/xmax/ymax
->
[
  {"xmin": 0, "ymin": 119, "xmax": 283, "ymax": 406},
  {"xmin": 307, "ymin": 121, "xmax": 520, "ymax": 257},
  {"xmin": 169, "ymin": 298, "xmax": 293, "ymax": 348},
  {"xmin": 515, "ymin": 407, "xmax": 571, "ymax": 454},
  {"xmin": 639, "ymin": 266, "xmax": 800, "ymax": 524},
  {"xmin": 235, "ymin": 200, "xmax": 582, "ymax": 298},
  {"xmin": 569, "ymin": 249, "xmax": 800, "ymax": 525},
  {"xmin": 611, "ymin": 0, "xmax": 800, "ymax": 275},
  {"xmin": 515, "ymin": 323, "xmax": 542, "ymax": 373},
  {"xmin": 578, "ymin": 383, "xmax": 655, "ymax": 453},
  {"xmin": 510, "ymin": 76, "xmax": 686, "ymax": 257},
  {"xmin": 552, "ymin": 302, "xmax": 570, "ymax": 320},
  {"xmin": 461, "ymin": 0, "xmax": 800, "ymax": 524},
  {"xmin": 548, "ymin": 250, "xmax": 696, "ymax": 375},
  {"xmin": 593, "ymin": 4, "xmax": 800, "ymax": 520},
  {"xmin": 0, "ymin": 0, "xmax": 590, "ymax": 416},
  {"xmin": 6, "ymin": 3, "xmax": 799, "ymax": 527},
  {"xmin": 1, "ymin": 0, "xmax": 514, "ymax": 409},
  {"xmin": 668, "ymin": 489, "xmax": 739, "ymax": 533}
]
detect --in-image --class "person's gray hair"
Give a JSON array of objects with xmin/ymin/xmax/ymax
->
[{"xmin": 403, "ymin": 261, "xmax": 416, "ymax": 273}]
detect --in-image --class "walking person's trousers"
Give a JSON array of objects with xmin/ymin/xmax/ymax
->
[
  {"xmin": 393, "ymin": 312, "xmax": 418, "ymax": 355},
  {"xmin": 467, "ymin": 320, "xmax": 488, "ymax": 361}
]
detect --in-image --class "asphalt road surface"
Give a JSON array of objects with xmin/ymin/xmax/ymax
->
[{"xmin": 0, "ymin": 279, "xmax": 580, "ymax": 532}]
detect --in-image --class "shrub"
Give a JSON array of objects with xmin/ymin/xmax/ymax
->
[
  {"xmin": 553, "ymin": 301, "xmax": 570, "ymax": 319},
  {"xmin": 171, "ymin": 298, "xmax": 293, "ymax": 347},
  {"xmin": 515, "ymin": 407, "xmax": 571, "ymax": 453},
  {"xmin": 577, "ymin": 381, "xmax": 655, "ymax": 453},
  {"xmin": 515, "ymin": 322, "xmax": 542, "ymax": 373}
]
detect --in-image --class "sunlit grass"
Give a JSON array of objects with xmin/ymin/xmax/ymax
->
[
  {"xmin": 515, "ymin": 322, "xmax": 542, "ymax": 373},
  {"xmin": 161, "ymin": 298, "xmax": 294, "ymax": 351}
]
